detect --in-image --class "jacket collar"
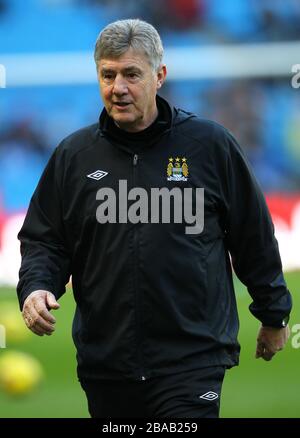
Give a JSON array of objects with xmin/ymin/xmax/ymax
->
[{"xmin": 98, "ymin": 95, "xmax": 174, "ymax": 152}]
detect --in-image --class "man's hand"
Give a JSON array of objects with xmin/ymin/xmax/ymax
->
[
  {"xmin": 22, "ymin": 290, "xmax": 60, "ymax": 336},
  {"xmin": 256, "ymin": 325, "xmax": 290, "ymax": 361}
]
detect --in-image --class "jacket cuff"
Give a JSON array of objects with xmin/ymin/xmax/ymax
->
[
  {"xmin": 262, "ymin": 314, "xmax": 290, "ymax": 328},
  {"xmin": 18, "ymin": 283, "xmax": 55, "ymax": 311}
]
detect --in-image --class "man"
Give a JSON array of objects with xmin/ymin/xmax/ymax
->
[{"xmin": 17, "ymin": 19, "xmax": 292, "ymax": 418}]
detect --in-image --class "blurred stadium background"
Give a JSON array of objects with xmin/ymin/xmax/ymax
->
[{"xmin": 0, "ymin": 0, "xmax": 299, "ymax": 418}]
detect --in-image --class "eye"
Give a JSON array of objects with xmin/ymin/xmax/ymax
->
[
  {"xmin": 128, "ymin": 72, "xmax": 139, "ymax": 80},
  {"xmin": 101, "ymin": 72, "xmax": 115, "ymax": 82}
]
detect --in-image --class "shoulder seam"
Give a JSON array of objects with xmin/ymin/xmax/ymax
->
[{"xmin": 58, "ymin": 125, "xmax": 101, "ymax": 160}]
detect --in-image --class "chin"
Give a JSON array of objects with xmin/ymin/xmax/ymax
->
[{"xmin": 113, "ymin": 115, "xmax": 136, "ymax": 125}]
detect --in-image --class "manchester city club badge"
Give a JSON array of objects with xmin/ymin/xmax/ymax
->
[{"xmin": 167, "ymin": 157, "xmax": 189, "ymax": 181}]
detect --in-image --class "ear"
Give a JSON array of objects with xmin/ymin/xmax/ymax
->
[{"xmin": 156, "ymin": 65, "xmax": 167, "ymax": 90}]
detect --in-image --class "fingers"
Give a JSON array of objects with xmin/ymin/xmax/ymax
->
[
  {"xmin": 256, "ymin": 342, "xmax": 279, "ymax": 361},
  {"xmin": 22, "ymin": 290, "xmax": 59, "ymax": 336},
  {"xmin": 23, "ymin": 306, "xmax": 55, "ymax": 335},
  {"xmin": 24, "ymin": 314, "xmax": 46, "ymax": 337},
  {"xmin": 46, "ymin": 292, "xmax": 60, "ymax": 310},
  {"xmin": 35, "ymin": 299, "xmax": 56, "ymax": 324},
  {"xmin": 256, "ymin": 325, "xmax": 289, "ymax": 362},
  {"xmin": 261, "ymin": 349, "xmax": 275, "ymax": 361}
]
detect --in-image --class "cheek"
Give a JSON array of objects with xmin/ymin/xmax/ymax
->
[
  {"xmin": 144, "ymin": 79, "xmax": 158, "ymax": 96},
  {"xmin": 137, "ymin": 83, "xmax": 152, "ymax": 101},
  {"xmin": 100, "ymin": 85, "xmax": 111, "ymax": 101}
]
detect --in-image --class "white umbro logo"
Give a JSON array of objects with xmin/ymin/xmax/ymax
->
[
  {"xmin": 199, "ymin": 391, "xmax": 218, "ymax": 401},
  {"xmin": 87, "ymin": 170, "xmax": 108, "ymax": 181}
]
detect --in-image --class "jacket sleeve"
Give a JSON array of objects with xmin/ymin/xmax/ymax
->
[
  {"xmin": 217, "ymin": 128, "xmax": 292, "ymax": 327},
  {"xmin": 17, "ymin": 147, "xmax": 71, "ymax": 310}
]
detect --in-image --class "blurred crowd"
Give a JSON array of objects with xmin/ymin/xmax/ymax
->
[
  {"xmin": 79, "ymin": 0, "xmax": 300, "ymax": 42},
  {"xmin": 1, "ymin": 0, "xmax": 300, "ymax": 44},
  {"xmin": 0, "ymin": 0, "xmax": 300, "ymax": 213}
]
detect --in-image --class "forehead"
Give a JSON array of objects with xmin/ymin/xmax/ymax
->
[{"xmin": 98, "ymin": 48, "xmax": 151, "ymax": 71}]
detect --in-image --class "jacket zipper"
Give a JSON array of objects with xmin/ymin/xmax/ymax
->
[{"xmin": 132, "ymin": 153, "xmax": 146, "ymax": 381}]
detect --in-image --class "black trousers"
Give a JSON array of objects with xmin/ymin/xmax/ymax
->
[{"xmin": 80, "ymin": 366, "xmax": 226, "ymax": 418}]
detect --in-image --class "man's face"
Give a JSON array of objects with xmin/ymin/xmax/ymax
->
[{"xmin": 97, "ymin": 48, "xmax": 166, "ymax": 132}]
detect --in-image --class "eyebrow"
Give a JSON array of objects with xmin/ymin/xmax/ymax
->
[{"xmin": 101, "ymin": 66, "xmax": 143, "ymax": 74}]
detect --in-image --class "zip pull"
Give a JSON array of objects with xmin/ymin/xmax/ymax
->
[{"xmin": 133, "ymin": 154, "xmax": 138, "ymax": 166}]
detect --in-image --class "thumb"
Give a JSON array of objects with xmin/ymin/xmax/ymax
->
[
  {"xmin": 46, "ymin": 292, "xmax": 60, "ymax": 310},
  {"xmin": 255, "ymin": 348, "xmax": 262, "ymax": 359},
  {"xmin": 255, "ymin": 341, "xmax": 265, "ymax": 359}
]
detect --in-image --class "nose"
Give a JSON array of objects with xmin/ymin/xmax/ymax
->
[{"xmin": 112, "ymin": 74, "xmax": 128, "ymax": 96}]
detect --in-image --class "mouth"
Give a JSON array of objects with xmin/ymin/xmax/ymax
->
[{"xmin": 113, "ymin": 102, "xmax": 131, "ymax": 109}]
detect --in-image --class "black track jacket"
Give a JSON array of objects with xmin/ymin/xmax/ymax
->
[{"xmin": 17, "ymin": 96, "xmax": 292, "ymax": 381}]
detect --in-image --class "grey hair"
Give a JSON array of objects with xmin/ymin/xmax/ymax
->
[{"xmin": 94, "ymin": 19, "xmax": 164, "ymax": 71}]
